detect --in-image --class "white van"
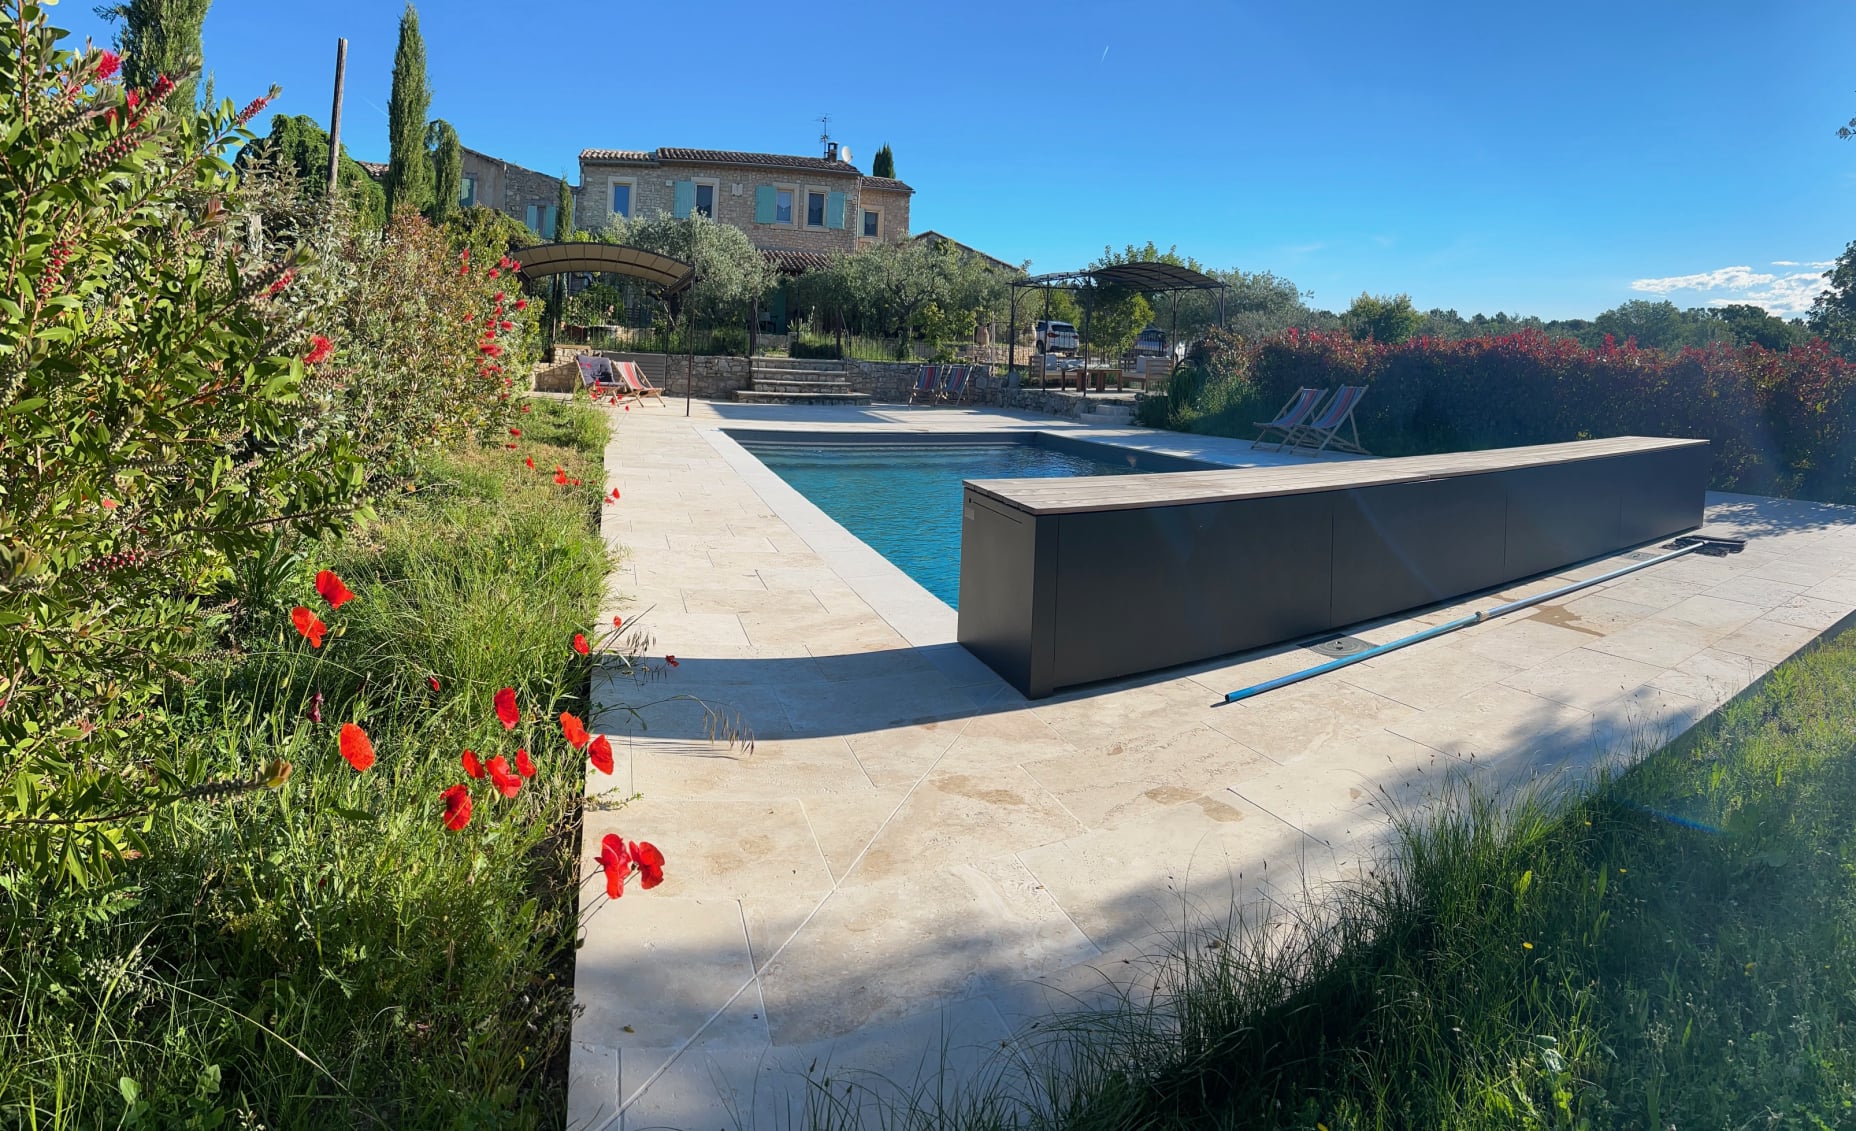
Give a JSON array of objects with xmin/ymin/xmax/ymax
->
[{"xmin": 1035, "ymin": 320, "xmax": 1079, "ymax": 354}]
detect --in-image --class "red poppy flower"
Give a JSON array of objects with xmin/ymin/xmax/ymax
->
[
  {"xmin": 598, "ymin": 833, "xmax": 630, "ymax": 898},
  {"xmin": 509, "ymin": 427, "xmax": 521, "ymax": 437},
  {"xmin": 573, "ymin": 633, "xmax": 589, "ymax": 656},
  {"xmin": 560, "ymin": 711, "xmax": 591, "ymax": 750},
  {"xmin": 428, "ymin": 675, "xmax": 441, "ymax": 692},
  {"xmin": 604, "ymin": 496, "xmax": 615, "ymax": 506},
  {"xmin": 624, "ymin": 404, "xmax": 631, "ymax": 412},
  {"xmin": 631, "ymin": 840, "xmax": 665, "ymax": 889},
  {"xmin": 571, "ymin": 478, "xmax": 583, "ymax": 487},
  {"xmin": 461, "ymin": 749, "xmax": 485, "ymax": 779},
  {"xmin": 504, "ymin": 443, "xmax": 517, "ymax": 450},
  {"xmin": 665, "ymin": 655, "xmax": 680, "ymax": 668},
  {"xmin": 553, "ymin": 467, "xmax": 567, "ymax": 486},
  {"xmin": 96, "ymin": 49, "xmax": 121, "ymax": 79},
  {"xmin": 609, "ymin": 487, "xmax": 621, "ymax": 500},
  {"xmin": 516, "ymin": 748, "xmax": 536, "ymax": 778},
  {"xmin": 304, "ymin": 335, "xmax": 332, "ymax": 365},
  {"xmin": 524, "ymin": 456, "xmax": 535, "ymax": 470},
  {"xmin": 612, "ymin": 615, "xmax": 623, "ymax": 628},
  {"xmin": 338, "ymin": 722, "xmax": 375, "ymax": 772},
  {"xmin": 290, "ymin": 605, "xmax": 327, "ymax": 648},
  {"xmin": 515, "ymin": 299, "xmax": 528, "ymax": 311},
  {"xmin": 441, "ymin": 783, "xmax": 472, "ymax": 831},
  {"xmin": 588, "ymin": 733, "xmax": 614, "ymax": 775},
  {"xmin": 494, "ymin": 687, "xmax": 519, "ymax": 730},
  {"xmin": 486, "ymin": 754, "xmax": 522, "ymax": 798},
  {"xmin": 314, "ymin": 569, "xmax": 356, "ymax": 609}
]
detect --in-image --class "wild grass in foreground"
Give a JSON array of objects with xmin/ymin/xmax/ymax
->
[
  {"xmin": 0, "ymin": 400, "xmax": 613, "ymax": 1128},
  {"xmin": 815, "ymin": 623, "xmax": 1856, "ymax": 1130}
]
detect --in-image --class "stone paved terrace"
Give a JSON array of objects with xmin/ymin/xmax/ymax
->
[{"xmin": 567, "ymin": 399, "xmax": 1856, "ymax": 1130}]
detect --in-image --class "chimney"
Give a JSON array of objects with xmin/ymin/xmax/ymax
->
[{"xmin": 825, "ymin": 140, "xmax": 839, "ymax": 162}]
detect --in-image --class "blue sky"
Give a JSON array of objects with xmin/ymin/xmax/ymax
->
[{"xmin": 51, "ymin": 0, "xmax": 1856, "ymax": 319}]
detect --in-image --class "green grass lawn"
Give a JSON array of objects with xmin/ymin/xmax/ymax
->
[
  {"xmin": 825, "ymin": 620, "xmax": 1856, "ymax": 1131},
  {"xmin": 0, "ymin": 400, "xmax": 612, "ymax": 1128}
]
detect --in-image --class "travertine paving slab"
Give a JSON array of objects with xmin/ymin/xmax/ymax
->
[{"xmin": 571, "ymin": 399, "xmax": 1856, "ymax": 1129}]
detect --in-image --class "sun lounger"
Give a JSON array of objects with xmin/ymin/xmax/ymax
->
[
  {"xmin": 613, "ymin": 360, "xmax": 668, "ymax": 406},
  {"xmin": 940, "ymin": 365, "xmax": 971, "ymax": 404},
  {"xmin": 908, "ymin": 365, "xmax": 940, "ymax": 405},
  {"xmin": 577, "ymin": 354, "xmax": 632, "ymax": 403},
  {"xmin": 1287, "ymin": 384, "xmax": 1368, "ymax": 456},
  {"xmin": 1251, "ymin": 387, "xmax": 1326, "ymax": 451}
]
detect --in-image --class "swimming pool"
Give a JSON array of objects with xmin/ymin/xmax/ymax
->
[{"xmin": 730, "ymin": 432, "xmax": 1216, "ymax": 607}]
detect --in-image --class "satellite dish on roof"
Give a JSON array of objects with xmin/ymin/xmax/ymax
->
[{"xmin": 841, "ymin": 145, "xmax": 853, "ymax": 164}]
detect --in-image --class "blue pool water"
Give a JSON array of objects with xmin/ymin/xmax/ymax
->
[{"xmin": 739, "ymin": 439, "xmax": 1158, "ymax": 607}]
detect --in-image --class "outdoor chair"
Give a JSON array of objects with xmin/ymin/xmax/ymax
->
[
  {"xmin": 1287, "ymin": 384, "xmax": 1369, "ymax": 456},
  {"xmin": 613, "ymin": 360, "xmax": 668, "ymax": 406},
  {"xmin": 939, "ymin": 365, "xmax": 971, "ymax": 404},
  {"xmin": 1251, "ymin": 387, "xmax": 1326, "ymax": 451},
  {"xmin": 908, "ymin": 365, "xmax": 941, "ymax": 405},
  {"xmin": 961, "ymin": 365, "xmax": 991, "ymax": 405},
  {"xmin": 577, "ymin": 355, "xmax": 633, "ymax": 404}
]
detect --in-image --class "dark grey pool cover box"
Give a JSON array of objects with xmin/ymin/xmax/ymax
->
[{"xmin": 957, "ymin": 437, "xmax": 1710, "ymax": 699}]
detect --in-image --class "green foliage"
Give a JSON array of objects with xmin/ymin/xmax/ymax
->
[
  {"xmin": 442, "ymin": 203, "xmax": 540, "ymax": 260},
  {"xmin": 1344, "ymin": 291, "xmax": 1424, "ymax": 343},
  {"xmin": 99, "ymin": 0, "xmax": 211, "ymax": 110},
  {"xmin": 1808, "ymin": 239, "xmax": 1856, "ymax": 355},
  {"xmin": 564, "ymin": 280, "xmax": 625, "ymax": 327},
  {"xmin": 425, "ymin": 118, "xmax": 461, "ymax": 225},
  {"xmin": 795, "ymin": 238, "xmax": 1009, "ymax": 352},
  {"xmin": 871, "ymin": 142, "xmax": 895, "ymax": 179},
  {"xmin": 599, "ymin": 211, "xmax": 775, "ymax": 330},
  {"xmin": 1709, "ymin": 302, "xmax": 1806, "ymax": 350},
  {"xmin": 1, "ymin": 415, "xmax": 616, "ymax": 1125},
  {"xmin": 384, "ymin": 4, "xmax": 433, "ymax": 220},
  {"xmin": 238, "ymin": 113, "xmax": 386, "ymax": 228},
  {"xmin": 553, "ymin": 176, "xmax": 574, "ymax": 243},
  {"xmin": 0, "ymin": 8, "xmax": 355, "ymax": 888}
]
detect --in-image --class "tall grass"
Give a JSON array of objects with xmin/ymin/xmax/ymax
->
[
  {"xmin": 814, "ymin": 624, "xmax": 1856, "ymax": 1130},
  {"xmin": 0, "ymin": 401, "xmax": 614, "ymax": 1128}
]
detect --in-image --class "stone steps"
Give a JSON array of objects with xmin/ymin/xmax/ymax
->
[
  {"xmin": 731, "ymin": 389, "xmax": 872, "ymax": 406},
  {"xmin": 752, "ymin": 378, "xmax": 857, "ymax": 394},
  {"xmin": 737, "ymin": 358, "xmax": 865, "ymax": 405}
]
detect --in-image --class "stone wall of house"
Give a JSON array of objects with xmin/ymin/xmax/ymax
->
[{"xmin": 854, "ymin": 186, "xmax": 911, "ymax": 244}]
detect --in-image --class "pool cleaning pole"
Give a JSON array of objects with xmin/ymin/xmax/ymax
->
[{"xmin": 1220, "ymin": 539, "xmax": 1733, "ymax": 705}]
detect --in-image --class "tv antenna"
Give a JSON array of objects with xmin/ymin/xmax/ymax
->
[{"xmin": 818, "ymin": 114, "xmax": 835, "ymax": 157}]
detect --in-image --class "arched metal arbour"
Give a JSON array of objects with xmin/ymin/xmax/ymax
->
[{"xmin": 1007, "ymin": 262, "xmax": 1227, "ymax": 395}]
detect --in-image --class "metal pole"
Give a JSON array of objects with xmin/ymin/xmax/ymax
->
[
  {"xmin": 325, "ymin": 38, "xmax": 347, "ymax": 201},
  {"xmin": 1080, "ymin": 285, "xmax": 1091, "ymax": 398},
  {"xmin": 1007, "ymin": 287, "xmax": 1019, "ymax": 382},
  {"xmin": 1040, "ymin": 286, "xmax": 1050, "ymax": 389},
  {"xmin": 685, "ymin": 304, "xmax": 696, "ymax": 417}
]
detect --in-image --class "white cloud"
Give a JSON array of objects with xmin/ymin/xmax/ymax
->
[{"xmin": 1630, "ymin": 261, "xmax": 1834, "ymax": 317}]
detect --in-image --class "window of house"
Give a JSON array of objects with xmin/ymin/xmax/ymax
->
[
  {"xmin": 806, "ymin": 190, "xmax": 827, "ymax": 228},
  {"xmin": 610, "ymin": 180, "xmax": 632, "ymax": 218},
  {"xmin": 862, "ymin": 209, "xmax": 880, "ymax": 238},
  {"xmin": 524, "ymin": 203, "xmax": 556, "ymax": 235},
  {"xmin": 774, "ymin": 187, "xmax": 794, "ymax": 225},
  {"xmin": 694, "ymin": 182, "xmax": 716, "ymax": 218},
  {"xmin": 461, "ymin": 173, "xmax": 477, "ymax": 208}
]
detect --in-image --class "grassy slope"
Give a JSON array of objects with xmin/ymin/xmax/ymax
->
[
  {"xmin": 1, "ymin": 400, "xmax": 611, "ymax": 1128},
  {"xmin": 836, "ymin": 622, "xmax": 1856, "ymax": 1131}
]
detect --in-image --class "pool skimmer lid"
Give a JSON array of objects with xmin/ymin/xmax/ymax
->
[{"xmin": 1305, "ymin": 635, "xmax": 1375, "ymax": 658}]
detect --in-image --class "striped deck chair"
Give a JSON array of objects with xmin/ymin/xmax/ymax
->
[
  {"xmin": 1251, "ymin": 387, "xmax": 1325, "ymax": 451},
  {"xmin": 1287, "ymin": 384, "xmax": 1369, "ymax": 456},
  {"xmin": 908, "ymin": 365, "xmax": 940, "ymax": 405},
  {"xmin": 577, "ymin": 355, "xmax": 632, "ymax": 403},
  {"xmin": 613, "ymin": 360, "xmax": 668, "ymax": 406},
  {"xmin": 939, "ymin": 365, "xmax": 971, "ymax": 404}
]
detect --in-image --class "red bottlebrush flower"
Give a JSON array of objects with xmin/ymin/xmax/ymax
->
[
  {"xmin": 553, "ymin": 467, "xmax": 568, "ymax": 486},
  {"xmin": 573, "ymin": 633, "xmax": 590, "ymax": 656},
  {"xmin": 665, "ymin": 655, "xmax": 680, "ymax": 668},
  {"xmin": 499, "ymin": 256, "xmax": 513, "ymax": 269},
  {"xmin": 463, "ymin": 312, "xmax": 474, "ymax": 323},
  {"xmin": 500, "ymin": 320, "xmax": 514, "ymax": 331},
  {"xmin": 560, "ymin": 711, "xmax": 591, "ymax": 750},
  {"xmin": 125, "ymin": 89, "xmax": 140, "ymax": 111},
  {"xmin": 338, "ymin": 722, "xmax": 375, "ymax": 772},
  {"xmin": 521, "ymin": 404, "xmax": 531, "ymax": 413},
  {"xmin": 459, "ymin": 264, "xmax": 469, "ymax": 276},
  {"xmin": 588, "ymin": 733, "xmax": 614, "ymax": 774},
  {"xmin": 493, "ymin": 291, "xmax": 505, "ymax": 302},
  {"xmin": 314, "ymin": 569, "xmax": 356, "ymax": 609},
  {"xmin": 524, "ymin": 456, "xmax": 535, "ymax": 470},
  {"xmin": 624, "ymin": 404, "xmax": 631, "ymax": 412},
  {"xmin": 509, "ymin": 427, "xmax": 521, "ymax": 437},
  {"xmin": 267, "ymin": 269, "xmax": 294, "ymax": 296},
  {"xmin": 303, "ymin": 335, "xmax": 333, "ymax": 365},
  {"xmin": 612, "ymin": 615, "xmax": 623, "ymax": 628},
  {"xmin": 515, "ymin": 748, "xmax": 536, "ymax": 778},
  {"xmin": 598, "ymin": 834, "xmax": 630, "ymax": 898},
  {"xmin": 428, "ymin": 675, "xmax": 441, "ymax": 692},
  {"xmin": 100, "ymin": 497, "xmax": 119, "ymax": 510},
  {"xmin": 441, "ymin": 783, "xmax": 472, "ymax": 831},
  {"xmin": 631, "ymin": 840, "xmax": 665, "ymax": 889},
  {"xmin": 96, "ymin": 50, "xmax": 121, "ymax": 80},
  {"xmin": 480, "ymin": 343, "xmax": 503, "ymax": 358},
  {"xmin": 461, "ymin": 749, "xmax": 485, "ymax": 779},
  {"xmin": 486, "ymin": 754, "xmax": 522, "ymax": 798},
  {"xmin": 494, "ymin": 686, "xmax": 520, "ymax": 730},
  {"xmin": 488, "ymin": 267, "xmax": 500, "ymax": 279},
  {"xmin": 514, "ymin": 298, "xmax": 528, "ymax": 311},
  {"xmin": 461, "ymin": 248, "xmax": 470, "ymax": 259},
  {"xmin": 290, "ymin": 605, "xmax": 327, "ymax": 648},
  {"xmin": 149, "ymin": 74, "xmax": 175, "ymax": 100},
  {"xmin": 235, "ymin": 94, "xmax": 271, "ymax": 127}
]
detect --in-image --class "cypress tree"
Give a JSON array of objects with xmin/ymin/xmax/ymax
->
[
  {"xmin": 427, "ymin": 119, "xmax": 462, "ymax": 224},
  {"xmin": 102, "ymin": 0, "xmax": 213, "ymax": 109},
  {"xmin": 384, "ymin": 4, "xmax": 433, "ymax": 219},
  {"xmin": 554, "ymin": 176, "xmax": 574, "ymax": 242},
  {"xmin": 872, "ymin": 143, "xmax": 895, "ymax": 179}
]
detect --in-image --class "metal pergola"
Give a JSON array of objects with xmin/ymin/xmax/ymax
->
[{"xmin": 1007, "ymin": 262, "xmax": 1227, "ymax": 394}]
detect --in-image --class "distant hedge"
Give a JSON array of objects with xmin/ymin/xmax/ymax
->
[{"xmin": 1151, "ymin": 328, "xmax": 1856, "ymax": 504}]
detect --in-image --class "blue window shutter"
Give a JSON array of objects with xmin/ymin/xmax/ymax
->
[
  {"xmin": 754, "ymin": 184, "xmax": 776, "ymax": 224},
  {"xmin": 673, "ymin": 180, "xmax": 695, "ymax": 218},
  {"xmin": 826, "ymin": 191, "xmax": 846, "ymax": 230}
]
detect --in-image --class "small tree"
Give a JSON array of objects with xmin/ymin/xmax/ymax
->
[
  {"xmin": 599, "ymin": 212, "xmax": 774, "ymax": 346},
  {"xmin": 384, "ymin": 3, "xmax": 433, "ymax": 219},
  {"xmin": 239, "ymin": 113, "xmax": 386, "ymax": 227},
  {"xmin": 1344, "ymin": 292, "xmax": 1424, "ymax": 344},
  {"xmin": 99, "ymin": 0, "xmax": 212, "ymax": 109},
  {"xmin": 872, "ymin": 143, "xmax": 895, "ymax": 179},
  {"xmin": 1809, "ymin": 241, "xmax": 1856, "ymax": 357},
  {"xmin": 554, "ymin": 176, "xmax": 575, "ymax": 243},
  {"xmin": 427, "ymin": 119, "xmax": 462, "ymax": 224}
]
